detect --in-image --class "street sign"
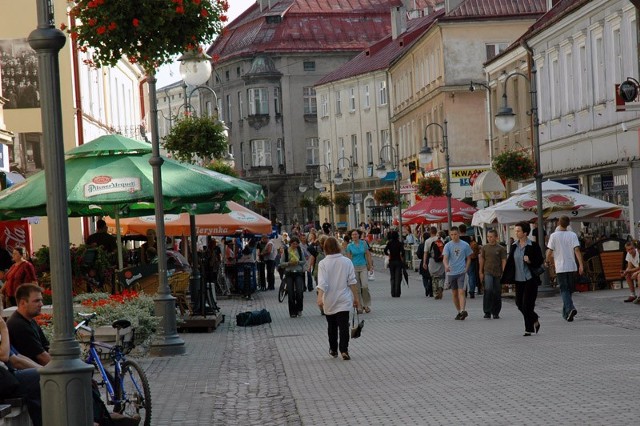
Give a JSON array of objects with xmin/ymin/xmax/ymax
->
[
  {"xmin": 381, "ymin": 171, "xmax": 401, "ymax": 182},
  {"xmin": 400, "ymin": 184, "xmax": 417, "ymax": 194},
  {"xmin": 350, "ymin": 193, "xmax": 363, "ymax": 203}
]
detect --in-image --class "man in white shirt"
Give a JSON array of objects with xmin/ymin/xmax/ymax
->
[
  {"xmin": 546, "ymin": 216, "xmax": 584, "ymax": 322},
  {"xmin": 621, "ymin": 241, "xmax": 640, "ymax": 303}
]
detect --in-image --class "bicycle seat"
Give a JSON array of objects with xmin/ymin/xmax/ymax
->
[{"xmin": 112, "ymin": 319, "xmax": 131, "ymax": 330}]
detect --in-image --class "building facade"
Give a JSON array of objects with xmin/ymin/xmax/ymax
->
[
  {"xmin": 205, "ymin": 0, "xmax": 437, "ymax": 227},
  {"xmin": 0, "ymin": 0, "xmax": 147, "ymax": 248},
  {"xmin": 486, "ymin": 0, "xmax": 639, "ymax": 239}
]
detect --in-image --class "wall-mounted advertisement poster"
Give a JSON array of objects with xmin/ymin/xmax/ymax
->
[{"xmin": 0, "ymin": 38, "xmax": 40, "ymax": 109}]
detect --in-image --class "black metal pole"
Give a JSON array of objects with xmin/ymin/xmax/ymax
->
[{"xmin": 30, "ymin": 1, "xmax": 93, "ymax": 424}]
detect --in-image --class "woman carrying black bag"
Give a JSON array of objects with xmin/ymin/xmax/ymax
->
[
  {"xmin": 384, "ymin": 230, "xmax": 405, "ymax": 298},
  {"xmin": 502, "ymin": 221, "xmax": 545, "ymax": 336}
]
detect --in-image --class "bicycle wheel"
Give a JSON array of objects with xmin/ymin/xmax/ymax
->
[
  {"xmin": 278, "ymin": 279, "xmax": 287, "ymax": 303},
  {"xmin": 115, "ymin": 360, "xmax": 152, "ymax": 426}
]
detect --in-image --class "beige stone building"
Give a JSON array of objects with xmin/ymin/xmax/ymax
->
[
  {"xmin": 0, "ymin": 0, "xmax": 147, "ymax": 249},
  {"xmin": 389, "ymin": 0, "xmax": 546, "ymax": 206}
]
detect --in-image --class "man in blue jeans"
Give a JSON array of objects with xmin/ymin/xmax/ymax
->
[
  {"xmin": 546, "ymin": 216, "xmax": 584, "ymax": 322},
  {"xmin": 443, "ymin": 227, "xmax": 472, "ymax": 320}
]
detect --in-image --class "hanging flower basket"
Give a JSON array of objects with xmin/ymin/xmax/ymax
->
[
  {"xmin": 374, "ymin": 188, "xmax": 398, "ymax": 206},
  {"xmin": 64, "ymin": 0, "xmax": 229, "ymax": 72},
  {"xmin": 163, "ymin": 115, "xmax": 228, "ymax": 163},
  {"xmin": 417, "ymin": 176, "xmax": 444, "ymax": 197},
  {"xmin": 315, "ymin": 195, "xmax": 332, "ymax": 207},
  {"xmin": 492, "ymin": 149, "xmax": 535, "ymax": 181},
  {"xmin": 299, "ymin": 197, "xmax": 313, "ymax": 209},
  {"xmin": 334, "ymin": 193, "xmax": 351, "ymax": 208}
]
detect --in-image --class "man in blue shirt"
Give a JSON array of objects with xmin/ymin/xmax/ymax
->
[{"xmin": 443, "ymin": 227, "xmax": 472, "ymax": 320}]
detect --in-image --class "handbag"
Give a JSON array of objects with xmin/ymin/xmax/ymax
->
[
  {"xmin": 367, "ymin": 270, "xmax": 375, "ymax": 281},
  {"xmin": 529, "ymin": 264, "xmax": 546, "ymax": 277},
  {"xmin": 350, "ymin": 308, "xmax": 364, "ymax": 339}
]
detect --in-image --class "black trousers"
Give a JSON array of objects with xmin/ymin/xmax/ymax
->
[
  {"xmin": 265, "ymin": 259, "xmax": 276, "ymax": 290},
  {"xmin": 287, "ymin": 272, "xmax": 305, "ymax": 316},
  {"xmin": 326, "ymin": 310, "xmax": 350, "ymax": 353},
  {"xmin": 257, "ymin": 261, "xmax": 266, "ymax": 289},
  {"xmin": 389, "ymin": 260, "xmax": 403, "ymax": 297},
  {"xmin": 515, "ymin": 279, "xmax": 539, "ymax": 333}
]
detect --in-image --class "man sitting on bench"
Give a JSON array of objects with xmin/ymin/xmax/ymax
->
[
  {"xmin": 622, "ymin": 241, "xmax": 640, "ymax": 303},
  {"xmin": 1, "ymin": 314, "xmax": 43, "ymax": 426}
]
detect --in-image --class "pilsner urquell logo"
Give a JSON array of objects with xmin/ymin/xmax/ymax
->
[{"xmin": 84, "ymin": 176, "xmax": 142, "ymax": 197}]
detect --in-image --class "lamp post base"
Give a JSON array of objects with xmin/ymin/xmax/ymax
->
[
  {"xmin": 150, "ymin": 295, "xmax": 186, "ymax": 357},
  {"xmin": 40, "ymin": 357, "xmax": 94, "ymax": 426}
]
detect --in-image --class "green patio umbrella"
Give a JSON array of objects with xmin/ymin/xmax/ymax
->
[{"xmin": 0, "ymin": 134, "xmax": 264, "ymax": 267}]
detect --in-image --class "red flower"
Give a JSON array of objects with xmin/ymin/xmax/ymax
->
[
  {"xmin": 192, "ymin": 0, "xmax": 201, "ymax": 4},
  {"xmin": 88, "ymin": 18, "xmax": 97, "ymax": 26},
  {"xmin": 201, "ymin": 8, "xmax": 208, "ymax": 17},
  {"xmin": 220, "ymin": 14, "xmax": 227, "ymax": 22},
  {"xmin": 212, "ymin": 53, "xmax": 220, "ymax": 63},
  {"xmin": 176, "ymin": 6, "xmax": 184, "ymax": 13},
  {"xmin": 97, "ymin": 26, "xmax": 106, "ymax": 35},
  {"xmin": 108, "ymin": 22, "xmax": 117, "ymax": 31},
  {"xmin": 88, "ymin": 1, "xmax": 97, "ymax": 8},
  {"xmin": 59, "ymin": 23, "xmax": 67, "ymax": 31},
  {"xmin": 132, "ymin": 18, "xmax": 139, "ymax": 27}
]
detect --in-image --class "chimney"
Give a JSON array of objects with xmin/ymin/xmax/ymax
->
[
  {"xmin": 258, "ymin": 0, "xmax": 271, "ymax": 12},
  {"xmin": 444, "ymin": 0, "xmax": 464, "ymax": 14},
  {"xmin": 391, "ymin": 6, "xmax": 407, "ymax": 40}
]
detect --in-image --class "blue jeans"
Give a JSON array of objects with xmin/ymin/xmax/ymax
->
[
  {"xmin": 556, "ymin": 272, "xmax": 576, "ymax": 319},
  {"xmin": 467, "ymin": 260, "xmax": 479, "ymax": 294},
  {"xmin": 482, "ymin": 274, "xmax": 502, "ymax": 316},
  {"xmin": 14, "ymin": 368, "xmax": 42, "ymax": 426}
]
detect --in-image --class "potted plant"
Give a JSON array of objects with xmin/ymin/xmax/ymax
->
[
  {"xmin": 299, "ymin": 197, "xmax": 313, "ymax": 209},
  {"xmin": 64, "ymin": 0, "xmax": 229, "ymax": 72},
  {"xmin": 374, "ymin": 188, "xmax": 398, "ymax": 206},
  {"xmin": 334, "ymin": 193, "xmax": 351, "ymax": 209},
  {"xmin": 207, "ymin": 158, "xmax": 238, "ymax": 177},
  {"xmin": 417, "ymin": 176, "xmax": 444, "ymax": 197},
  {"xmin": 492, "ymin": 149, "xmax": 535, "ymax": 181}
]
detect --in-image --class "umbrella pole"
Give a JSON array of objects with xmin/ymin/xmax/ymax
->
[
  {"xmin": 188, "ymin": 214, "xmax": 203, "ymax": 317},
  {"xmin": 115, "ymin": 208, "xmax": 124, "ymax": 272}
]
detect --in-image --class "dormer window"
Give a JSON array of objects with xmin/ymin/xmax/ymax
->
[{"xmin": 266, "ymin": 15, "xmax": 282, "ymax": 24}]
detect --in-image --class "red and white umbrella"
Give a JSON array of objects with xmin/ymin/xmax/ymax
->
[{"xmin": 402, "ymin": 196, "xmax": 477, "ymax": 225}]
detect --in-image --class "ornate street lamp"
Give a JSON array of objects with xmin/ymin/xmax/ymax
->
[
  {"xmin": 314, "ymin": 164, "xmax": 335, "ymax": 234},
  {"xmin": 494, "ymin": 65, "xmax": 550, "ymax": 289},
  {"xmin": 469, "ymin": 80, "xmax": 495, "ymax": 162},
  {"xmin": 420, "ymin": 121, "xmax": 452, "ymax": 229},
  {"xmin": 177, "ymin": 52, "xmax": 232, "ymax": 317},
  {"xmin": 376, "ymin": 142, "xmax": 403, "ymax": 240},
  {"xmin": 334, "ymin": 156, "xmax": 357, "ymax": 229}
]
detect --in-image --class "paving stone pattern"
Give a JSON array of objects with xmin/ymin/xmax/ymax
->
[{"xmin": 138, "ymin": 259, "xmax": 640, "ymax": 425}]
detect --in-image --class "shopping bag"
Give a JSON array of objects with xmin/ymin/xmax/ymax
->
[{"xmin": 367, "ymin": 270, "xmax": 375, "ymax": 281}]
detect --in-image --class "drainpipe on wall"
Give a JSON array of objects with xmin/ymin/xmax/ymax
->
[{"xmin": 70, "ymin": 17, "xmax": 90, "ymax": 239}]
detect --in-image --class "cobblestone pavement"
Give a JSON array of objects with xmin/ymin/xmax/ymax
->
[{"xmin": 138, "ymin": 261, "xmax": 640, "ymax": 425}]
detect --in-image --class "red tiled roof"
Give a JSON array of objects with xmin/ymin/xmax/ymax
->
[
  {"xmin": 445, "ymin": 0, "xmax": 546, "ymax": 20},
  {"xmin": 208, "ymin": 0, "xmax": 439, "ymax": 61},
  {"xmin": 315, "ymin": 10, "xmax": 445, "ymax": 86}
]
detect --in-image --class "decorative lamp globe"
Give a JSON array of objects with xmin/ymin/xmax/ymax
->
[
  {"xmin": 299, "ymin": 182, "xmax": 308, "ymax": 193},
  {"xmin": 495, "ymin": 106, "xmax": 517, "ymax": 133},
  {"xmin": 419, "ymin": 145, "xmax": 433, "ymax": 165},
  {"xmin": 179, "ymin": 51, "xmax": 213, "ymax": 86},
  {"xmin": 314, "ymin": 179, "xmax": 324, "ymax": 189},
  {"xmin": 333, "ymin": 172, "xmax": 344, "ymax": 186},
  {"xmin": 375, "ymin": 163, "xmax": 388, "ymax": 179}
]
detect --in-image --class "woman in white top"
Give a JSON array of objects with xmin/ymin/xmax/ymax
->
[{"xmin": 317, "ymin": 237, "xmax": 359, "ymax": 360}]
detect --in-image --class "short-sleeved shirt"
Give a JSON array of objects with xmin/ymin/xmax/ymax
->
[
  {"xmin": 346, "ymin": 240, "xmax": 369, "ymax": 267},
  {"xmin": 443, "ymin": 240, "xmax": 472, "ymax": 275},
  {"xmin": 480, "ymin": 243, "xmax": 507, "ymax": 277},
  {"xmin": 625, "ymin": 249, "xmax": 640, "ymax": 268},
  {"xmin": 547, "ymin": 230, "xmax": 580, "ymax": 273},
  {"xmin": 7, "ymin": 311, "xmax": 49, "ymax": 364}
]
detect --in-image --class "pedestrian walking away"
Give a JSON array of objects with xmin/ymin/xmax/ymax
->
[
  {"xmin": 417, "ymin": 232, "xmax": 432, "ymax": 297},
  {"xmin": 345, "ymin": 229, "xmax": 373, "ymax": 313},
  {"xmin": 317, "ymin": 237, "xmax": 360, "ymax": 361},
  {"xmin": 424, "ymin": 228, "xmax": 446, "ymax": 300},
  {"xmin": 443, "ymin": 227, "xmax": 472, "ymax": 320},
  {"xmin": 546, "ymin": 216, "xmax": 584, "ymax": 322},
  {"xmin": 279, "ymin": 237, "xmax": 306, "ymax": 318},
  {"xmin": 621, "ymin": 241, "xmax": 640, "ymax": 303},
  {"xmin": 502, "ymin": 222, "xmax": 544, "ymax": 336},
  {"xmin": 479, "ymin": 229, "xmax": 507, "ymax": 319},
  {"xmin": 384, "ymin": 230, "xmax": 404, "ymax": 298}
]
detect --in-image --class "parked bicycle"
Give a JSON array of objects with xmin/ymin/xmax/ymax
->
[
  {"xmin": 75, "ymin": 312, "xmax": 152, "ymax": 426},
  {"xmin": 278, "ymin": 278, "xmax": 287, "ymax": 303}
]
